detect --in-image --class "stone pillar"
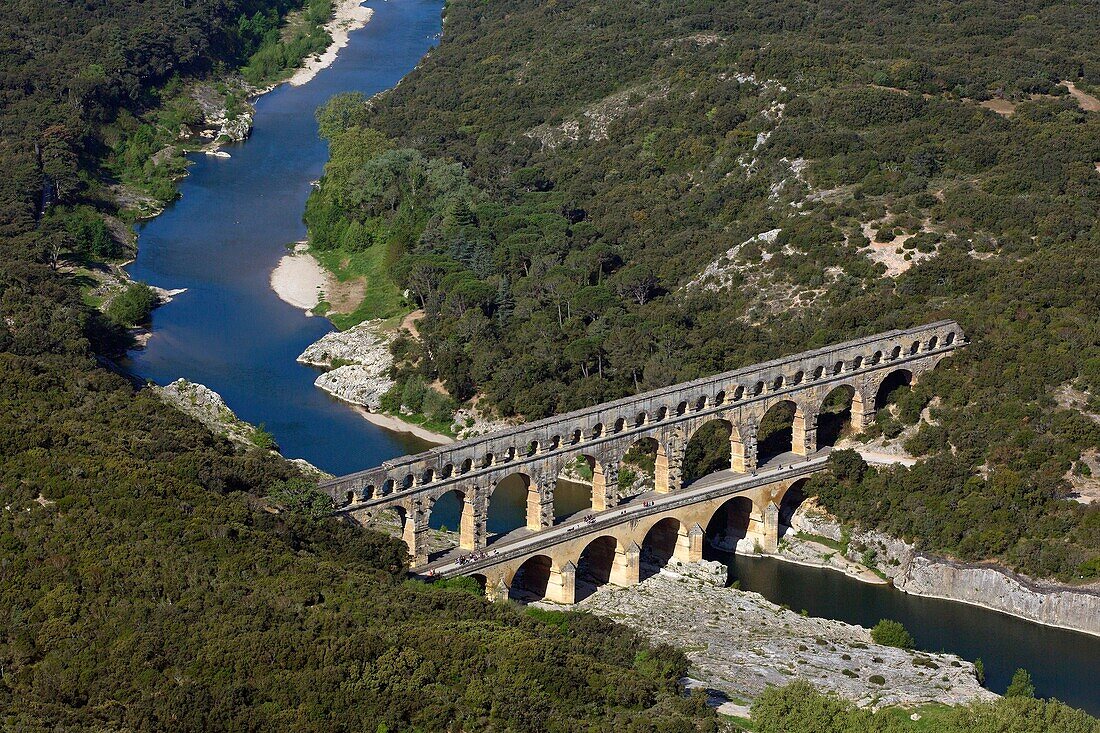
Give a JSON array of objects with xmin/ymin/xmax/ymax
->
[
  {"xmin": 761, "ymin": 501, "xmax": 779, "ymax": 553},
  {"xmin": 610, "ymin": 541, "xmax": 642, "ymax": 586},
  {"xmin": 403, "ymin": 503, "xmax": 430, "ymax": 568},
  {"xmin": 792, "ymin": 409, "xmax": 816, "ymax": 456},
  {"xmin": 591, "ymin": 460, "xmax": 619, "ymax": 511},
  {"xmin": 851, "ymin": 393, "xmax": 875, "ymax": 432},
  {"xmin": 526, "ymin": 474, "xmax": 553, "ymax": 531},
  {"xmin": 546, "ymin": 561, "xmax": 576, "ymax": 604},
  {"xmin": 674, "ymin": 523, "xmax": 705, "ymax": 563},
  {"xmin": 731, "ymin": 423, "xmax": 757, "ymax": 473},
  {"xmin": 487, "ymin": 575, "xmax": 509, "ymax": 602},
  {"xmin": 460, "ymin": 488, "xmax": 486, "ymax": 550},
  {"xmin": 655, "ymin": 436, "xmax": 683, "ymax": 494}
]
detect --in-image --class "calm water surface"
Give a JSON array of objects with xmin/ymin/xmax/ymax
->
[
  {"xmin": 124, "ymin": 0, "xmax": 443, "ymax": 474},
  {"xmin": 122, "ymin": 1, "xmax": 1099, "ymax": 714},
  {"xmin": 711, "ymin": 550, "xmax": 1100, "ymax": 715}
]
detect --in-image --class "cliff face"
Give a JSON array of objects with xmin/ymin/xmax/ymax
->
[
  {"xmin": 790, "ymin": 503, "xmax": 1100, "ymax": 637},
  {"xmin": 892, "ymin": 556, "xmax": 1100, "ymax": 636}
]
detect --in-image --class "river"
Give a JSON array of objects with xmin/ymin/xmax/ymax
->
[
  {"xmin": 122, "ymin": 0, "xmax": 1099, "ymax": 716},
  {"xmin": 710, "ymin": 550, "xmax": 1100, "ymax": 715},
  {"xmin": 124, "ymin": 0, "xmax": 441, "ymax": 475}
]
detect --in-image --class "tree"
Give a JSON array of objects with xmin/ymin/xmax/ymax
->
[
  {"xmin": 829, "ymin": 449, "xmax": 868, "ymax": 483},
  {"xmin": 1006, "ymin": 668, "xmax": 1036, "ymax": 698},
  {"xmin": 316, "ymin": 92, "xmax": 370, "ymax": 139},
  {"xmin": 106, "ymin": 283, "xmax": 159, "ymax": 327},
  {"xmin": 870, "ymin": 619, "xmax": 915, "ymax": 649},
  {"xmin": 267, "ymin": 477, "xmax": 334, "ymax": 519}
]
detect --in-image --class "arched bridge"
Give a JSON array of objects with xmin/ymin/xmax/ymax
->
[{"xmin": 320, "ymin": 320, "xmax": 963, "ymax": 599}]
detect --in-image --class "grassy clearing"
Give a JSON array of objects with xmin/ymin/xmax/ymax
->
[{"xmin": 311, "ymin": 243, "xmax": 407, "ymax": 329}]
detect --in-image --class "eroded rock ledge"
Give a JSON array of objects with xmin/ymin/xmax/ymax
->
[
  {"xmin": 297, "ymin": 320, "xmax": 395, "ymax": 412},
  {"xmin": 789, "ymin": 502, "xmax": 1100, "ymax": 637},
  {"xmin": 576, "ymin": 561, "xmax": 995, "ymax": 709}
]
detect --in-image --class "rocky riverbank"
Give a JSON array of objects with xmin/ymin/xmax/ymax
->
[
  {"xmin": 574, "ymin": 560, "xmax": 996, "ymax": 709},
  {"xmin": 782, "ymin": 501, "xmax": 1100, "ymax": 637},
  {"xmin": 153, "ymin": 378, "xmax": 329, "ymax": 477},
  {"xmin": 297, "ymin": 319, "xmax": 396, "ymax": 411}
]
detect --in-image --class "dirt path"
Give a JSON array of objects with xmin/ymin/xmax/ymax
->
[
  {"xmin": 401, "ymin": 309, "xmax": 425, "ymax": 339},
  {"xmin": 1063, "ymin": 81, "xmax": 1100, "ymax": 112}
]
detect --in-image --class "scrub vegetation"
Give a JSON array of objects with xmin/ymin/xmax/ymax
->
[
  {"xmin": 308, "ymin": 0, "xmax": 1100, "ymax": 581},
  {"xmin": 0, "ymin": 0, "xmax": 713, "ymax": 729}
]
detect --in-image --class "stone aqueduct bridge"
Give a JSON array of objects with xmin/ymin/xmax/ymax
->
[{"xmin": 321, "ymin": 320, "xmax": 964, "ymax": 600}]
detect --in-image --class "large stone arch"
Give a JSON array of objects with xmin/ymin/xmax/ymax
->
[
  {"xmin": 777, "ymin": 478, "xmax": 810, "ymax": 538},
  {"xmin": 683, "ymin": 417, "xmax": 736, "ymax": 485},
  {"xmin": 424, "ymin": 487, "xmax": 466, "ymax": 560},
  {"xmin": 756, "ymin": 399, "xmax": 802, "ymax": 465},
  {"xmin": 638, "ymin": 516, "xmax": 702, "ymax": 579},
  {"xmin": 618, "ymin": 436, "xmax": 660, "ymax": 503},
  {"xmin": 488, "ymin": 471, "xmax": 549, "ymax": 543},
  {"xmin": 816, "ymin": 384, "xmax": 856, "ymax": 448},
  {"xmin": 874, "ymin": 368, "xmax": 914, "ymax": 411},
  {"xmin": 507, "ymin": 554, "xmax": 556, "ymax": 602},
  {"xmin": 704, "ymin": 495, "xmax": 757, "ymax": 552},
  {"xmin": 554, "ymin": 455, "xmax": 598, "ymax": 522},
  {"xmin": 573, "ymin": 535, "xmax": 620, "ymax": 602}
]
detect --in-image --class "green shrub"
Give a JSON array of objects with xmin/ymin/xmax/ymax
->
[
  {"xmin": 870, "ymin": 619, "xmax": 915, "ymax": 649},
  {"xmin": 106, "ymin": 283, "xmax": 159, "ymax": 326}
]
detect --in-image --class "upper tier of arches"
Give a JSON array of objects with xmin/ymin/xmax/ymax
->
[{"xmin": 325, "ymin": 321, "xmax": 961, "ymax": 507}]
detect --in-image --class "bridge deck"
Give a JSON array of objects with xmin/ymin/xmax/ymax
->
[{"xmin": 418, "ymin": 448, "xmax": 831, "ymax": 578}]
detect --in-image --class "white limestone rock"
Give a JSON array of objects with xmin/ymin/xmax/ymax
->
[
  {"xmin": 575, "ymin": 560, "xmax": 996, "ymax": 709},
  {"xmin": 298, "ymin": 320, "xmax": 395, "ymax": 411}
]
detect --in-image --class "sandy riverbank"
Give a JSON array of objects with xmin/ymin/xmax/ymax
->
[
  {"xmin": 288, "ymin": 0, "xmax": 375, "ymax": 87},
  {"xmin": 352, "ymin": 406, "xmax": 453, "ymax": 444},
  {"xmin": 271, "ymin": 242, "xmax": 329, "ymax": 312}
]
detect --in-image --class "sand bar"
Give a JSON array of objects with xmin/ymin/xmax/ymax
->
[{"xmin": 288, "ymin": 0, "xmax": 375, "ymax": 87}]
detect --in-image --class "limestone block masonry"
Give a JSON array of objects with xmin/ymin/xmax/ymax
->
[{"xmin": 318, "ymin": 321, "xmax": 964, "ymax": 576}]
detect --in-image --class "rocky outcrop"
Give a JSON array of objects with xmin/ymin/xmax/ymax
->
[
  {"xmin": 785, "ymin": 503, "xmax": 1100, "ymax": 637},
  {"xmin": 154, "ymin": 378, "xmax": 264, "ymax": 448},
  {"xmin": 576, "ymin": 561, "xmax": 995, "ymax": 709},
  {"xmin": 893, "ymin": 556, "xmax": 1100, "ymax": 636},
  {"xmin": 448, "ymin": 406, "xmax": 515, "ymax": 441},
  {"xmin": 297, "ymin": 320, "xmax": 394, "ymax": 411}
]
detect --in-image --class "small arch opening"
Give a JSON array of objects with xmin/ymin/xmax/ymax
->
[
  {"xmin": 508, "ymin": 555, "xmax": 553, "ymax": 602},
  {"xmin": 757, "ymin": 400, "xmax": 798, "ymax": 466}
]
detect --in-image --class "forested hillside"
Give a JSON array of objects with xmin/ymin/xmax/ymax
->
[
  {"xmin": 308, "ymin": 0, "xmax": 1100, "ymax": 581},
  {"xmin": 0, "ymin": 1, "xmax": 718, "ymax": 729}
]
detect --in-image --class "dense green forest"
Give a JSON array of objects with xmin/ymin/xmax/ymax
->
[
  {"xmin": 0, "ymin": 0, "xmax": 718, "ymax": 729},
  {"xmin": 749, "ymin": 680, "xmax": 1100, "ymax": 733},
  {"xmin": 306, "ymin": 0, "xmax": 1100, "ymax": 581}
]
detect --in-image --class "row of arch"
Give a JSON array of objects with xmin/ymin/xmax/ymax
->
[
  {"xmin": 343, "ymin": 363, "xmax": 922, "ymax": 507},
  {"xmin": 335, "ymin": 333, "xmax": 954, "ymax": 504},
  {"xmin": 384, "ymin": 368, "xmax": 917, "ymax": 564},
  {"xmin": 475, "ymin": 479, "xmax": 810, "ymax": 603}
]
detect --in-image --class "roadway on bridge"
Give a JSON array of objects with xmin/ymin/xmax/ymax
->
[{"xmin": 420, "ymin": 448, "xmax": 834, "ymax": 577}]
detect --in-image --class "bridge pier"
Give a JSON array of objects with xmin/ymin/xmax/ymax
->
[
  {"xmin": 731, "ymin": 427, "xmax": 756, "ymax": 473},
  {"xmin": 674, "ymin": 523, "xmax": 706, "ymax": 563},
  {"xmin": 591, "ymin": 460, "xmax": 619, "ymax": 511},
  {"xmin": 761, "ymin": 501, "xmax": 780, "ymax": 553},
  {"xmin": 526, "ymin": 478, "xmax": 553, "ymax": 531},
  {"xmin": 404, "ymin": 504, "xmax": 430, "ymax": 568},
  {"xmin": 546, "ymin": 562, "xmax": 576, "ymax": 604},
  {"xmin": 792, "ymin": 410, "xmax": 817, "ymax": 456},
  {"xmin": 654, "ymin": 438, "xmax": 682, "ymax": 493},
  {"xmin": 460, "ymin": 491, "xmax": 486, "ymax": 550},
  {"xmin": 851, "ymin": 391, "xmax": 875, "ymax": 432},
  {"xmin": 610, "ymin": 541, "xmax": 642, "ymax": 586}
]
